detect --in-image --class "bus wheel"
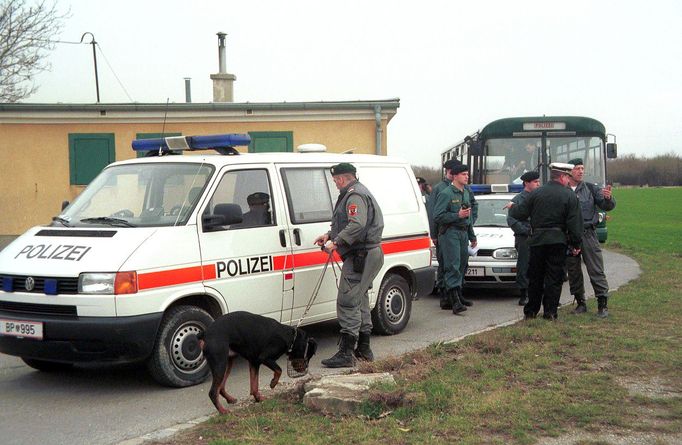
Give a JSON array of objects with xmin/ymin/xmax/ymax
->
[
  {"xmin": 147, "ymin": 305, "xmax": 213, "ymax": 387},
  {"xmin": 371, "ymin": 274, "xmax": 412, "ymax": 335},
  {"xmin": 22, "ymin": 358, "xmax": 74, "ymax": 372}
]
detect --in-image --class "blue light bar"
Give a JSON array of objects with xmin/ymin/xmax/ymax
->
[
  {"xmin": 131, "ymin": 133, "xmax": 251, "ymax": 152},
  {"xmin": 470, "ymin": 184, "xmax": 524, "ymax": 194}
]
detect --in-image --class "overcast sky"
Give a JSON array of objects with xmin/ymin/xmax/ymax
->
[{"xmin": 26, "ymin": 0, "xmax": 682, "ymax": 167}]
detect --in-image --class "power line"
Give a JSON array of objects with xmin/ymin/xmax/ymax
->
[{"xmin": 96, "ymin": 43, "xmax": 134, "ymax": 102}]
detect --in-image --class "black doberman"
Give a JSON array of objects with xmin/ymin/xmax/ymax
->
[{"xmin": 197, "ymin": 311, "xmax": 317, "ymax": 414}]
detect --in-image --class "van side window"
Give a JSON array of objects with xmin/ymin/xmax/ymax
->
[
  {"xmin": 359, "ymin": 166, "xmax": 419, "ymax": 215},
  {"xmin": 207, "ymin": 169, "xmax": 275, "ymax": 229},
  {"xmin": 281, "ymin": 168, "xmax": 336, "ymax": 223}
]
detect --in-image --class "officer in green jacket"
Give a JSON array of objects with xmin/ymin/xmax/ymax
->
[
  {"xmin": 433, "ymin": 163, "xmax": 477, "ymax": 314},
  {"xmin": 427, "ymin": 159, "xmax": 477, "ymax": 309},
  {"xmin": 508, "ymin": 163, "xmax": 582, "ymax": 320}
]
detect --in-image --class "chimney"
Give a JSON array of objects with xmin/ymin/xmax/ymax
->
[
  {"xmin": 210, "ymin": 32, "xmax": 236, "ymax": 102},
  {"xmin": 184, "ymin": 77, "xmax": 192, "ymax": 103}
]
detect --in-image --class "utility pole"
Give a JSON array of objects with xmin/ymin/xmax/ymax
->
[{"xmin": 80, "ymin": 32, "xmax": 100, "ymax": 103}]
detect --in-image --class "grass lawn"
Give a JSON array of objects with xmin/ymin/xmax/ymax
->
[{"xmin": 155, "ymin": 187, "xmax": 682, "ymax": 445}]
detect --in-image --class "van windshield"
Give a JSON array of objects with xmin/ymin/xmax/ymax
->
[{"xmin": 58, "ymin": 162, "xmax": 214, "ymax": 228}]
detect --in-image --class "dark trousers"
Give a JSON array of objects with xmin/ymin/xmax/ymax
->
[
  {"xmin": 514, "ymin": 235, "xmax": 530, "ymax": 290},
  {"xmin": 526, "ymin": 244, "xmax": 567, "ymax": 317},
  {"xmin": 567, "ymin": 228, "xmax": 610, "ymax": 298}
]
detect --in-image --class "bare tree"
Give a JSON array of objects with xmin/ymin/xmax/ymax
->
[{"xmin": 0, "ymin": 0, "xmax": 68, "ymax": 102}]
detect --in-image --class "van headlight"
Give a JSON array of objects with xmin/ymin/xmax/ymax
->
[
  {"xmin": 79, "ymin": 272, "xmax": 138, "ymax": 294},
  {"xmin": 492, "ymin": 248, "xmax": 518, "ymax": 259}
]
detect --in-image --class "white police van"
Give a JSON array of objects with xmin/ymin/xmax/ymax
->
[{"xmin": 0, "ymin": 134, "xmax": 434, "ymax": 387}]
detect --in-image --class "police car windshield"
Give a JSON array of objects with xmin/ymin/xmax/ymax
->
[
  {"xmin": 474, "ymin": 198, "xmax": 510, "ymax": 228},
  {"xmin": 56, "ymin": 162, "xmax": 214, "ymax": 228}
]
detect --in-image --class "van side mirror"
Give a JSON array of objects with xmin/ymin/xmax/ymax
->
[
  {"xmin": 606, "ymin": 143, "xmax": 617, "ymax": 158},
  {"xmin": 469, "ymin": 141, "xmax": 484, "ymax": 156},
  {"xmin": 61, "ymin": 200, "xmax": 70, "ymax": 211}
]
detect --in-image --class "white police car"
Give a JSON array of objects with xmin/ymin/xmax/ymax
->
[{"xmin": 464, "ymin": 191, "xmax": 518, "ymax": 289}]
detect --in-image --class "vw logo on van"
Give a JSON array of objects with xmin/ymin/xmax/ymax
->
[{"xmin": 25, "ymin": 276, "xmax": 35, "ymax": 291}]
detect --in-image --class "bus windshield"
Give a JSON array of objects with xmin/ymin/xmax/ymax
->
[
  {"xmin": 547, "ymin": 136, "xmax": 605, "ymax": 185},
  {"xmin": 484, "ymin": 138, "xmax": 541, "ymax": 184}
]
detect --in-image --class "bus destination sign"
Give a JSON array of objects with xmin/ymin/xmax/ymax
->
[{"xmin": 522, "ymin": 122, "xmax": 566, "ymax": 130}]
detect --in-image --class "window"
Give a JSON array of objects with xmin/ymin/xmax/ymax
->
[
  {"xmin": 359, "ymin": 166, "xmax": 419, "ymax": 215},
  {"xmin": 281, "ymin": 168, "xmax": 336, "ymax": 224},
  {"xmin": 68, "ymin": 133, "xmax": 115, "ymax": 185},
  {"xmin": 208, "ymin": 169, "xmax": 274, "ymax": 229},
  {"xmin": 248, "ymin": 131, "xmax": 293, "ymax": 153}
]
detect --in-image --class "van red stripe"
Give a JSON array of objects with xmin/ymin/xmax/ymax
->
[{"xmin": 136, "ymin": 236, "xmax": 430, "ymax": 291}]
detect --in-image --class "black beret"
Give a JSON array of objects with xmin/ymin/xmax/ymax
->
[
  {"xmin": 443, "ymin": 159, "xmax": 462, "ymax": 171},
  {"xmin": 520, "ymin": 171, "xmax": 540, "ymax": 182},
  {"xmin": 568, "ymin": 158, "xmax": 583, "ymax": 166},
  {"xmin": 416, "ymin": 176, "xmax": 426, "ymax": 184},
  {"xmin": 330, "ymin": 162, "xmax": 356, "ymax": 175},
  {"xmin": 247, "ymin": 192, "xmax": 270, "ymax": 205},
  {"xmin": 451, "ymin": 164, "xmax": 469, "ymax": 175}
]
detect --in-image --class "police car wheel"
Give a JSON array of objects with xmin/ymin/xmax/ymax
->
[
  {"xmin": 21, "ymin": 358, "xmax": 74, "ymax": 372},
  {"xmin": 371, "ymin": 274, "xmax": 411, "ymax": 335},
  {"xmin": 147, "ymin": 305, "xmax": 213, "ymax": 387}
]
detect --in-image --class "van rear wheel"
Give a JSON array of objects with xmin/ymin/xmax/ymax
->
[
  {"xmin": 371, "ymin": 274, "xmax": 411, "ymax": 335},
  {"xmin": 147, "ymin": 305, "xmax": 213, "ymax": 387}
]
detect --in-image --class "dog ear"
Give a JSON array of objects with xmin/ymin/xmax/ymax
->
[{"xmin": 306, "ymin": 338, "xmax": 318, "ymax": 359}]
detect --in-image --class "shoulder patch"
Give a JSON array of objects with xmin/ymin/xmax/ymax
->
[{"xmin": 347, "ymin": 203, "xmax": 358, "ymax": 216}]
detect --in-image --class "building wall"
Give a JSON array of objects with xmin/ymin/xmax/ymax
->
[{"xmin": 0, "ymin": 118, "xmax": 388, "ymax": 235}]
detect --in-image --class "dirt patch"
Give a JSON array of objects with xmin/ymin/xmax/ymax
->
[
  {"xmin": 537, "ymin": 430, "xmax": 682, "ymax": 445},
  {"xmin": 617, "ymin": 377, "xmax": 682, "ymax": 400}
]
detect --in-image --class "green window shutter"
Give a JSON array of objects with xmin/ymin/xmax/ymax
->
[
  {"xmin": 248, "ymin": 131, "xmax": 293, "ymax": 153},
  {"xmin": 135, "ymin": 132, "xmax": 182, "ymax": 157},
  {"xmin": 68, "ymin": 133, "xmax": 116, "ymax": 185}
]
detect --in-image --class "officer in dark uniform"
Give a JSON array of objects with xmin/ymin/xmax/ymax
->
[
  {"xmin": 508, "ymin": 163, "xmax": 582, "ymax": 320},
  {"xmin": 506, "ymin": 171, "xmax": 541, "ymax": 306},
  {"xmin": 314, "ymin": 163, "xmax": 384, "ymax": 368},
  {"xmin": 427, "ymin": 159, "xmax": 477, "ymax": 309},
  {"xmin": 566, "ymin": 158, "xmax": 616, "ymax": 318},
  {"xmin": 239, "ymin": 192, "xmax": 272, "ymax": 227},
  {"xmin": 433, "ymin": 163, "xmax": 477, "ymax": 315}
]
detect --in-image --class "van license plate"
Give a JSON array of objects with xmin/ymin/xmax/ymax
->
[
  {"xmin": 0, "ymin": 319, "xmax": 43, "ymax": 340},
  {"xmin": 466, "ymin": 267, "xmax": 484, "ymax": 277}
]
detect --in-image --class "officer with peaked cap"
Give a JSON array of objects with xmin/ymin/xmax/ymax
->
[
  {"xmin": 433, "ymin": 163, "xmax": 478, "ymax": 315},
  {"xmin": 427, "ymin": 159, "xmax": 477, "ymax": 310},
  {"xmin": 566, "ymin": 158, "xmax": 616, "ymax": 318},
  {"xmin": 314, "ymin": 162, "xmax": 384, "ymax": 367},
  {"xmin": 508, "ymin": 163, "xmax": 582, "ymax": 320},
  {"xmin": 239, "ymin": 192, "xmax": 272, "ymax": 227},
  {"xmin": 506, "ymin": 171, "xmax": 541, "ymax": 306}
]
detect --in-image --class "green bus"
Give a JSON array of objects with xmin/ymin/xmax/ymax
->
[{"xmin": 441, "ymin": 116, "xmax": 617, "ymax": 241}]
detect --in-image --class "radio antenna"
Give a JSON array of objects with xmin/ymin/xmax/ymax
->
[{"xmin": 158, "ymin": 98, "xmax": 170, "ymax": 155}]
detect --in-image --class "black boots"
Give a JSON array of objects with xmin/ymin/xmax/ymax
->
[
  {"xmin": 458, "ymin": 289, "xmax": 473, "ymax": 307},
  {"xmin": 322, "ymin": 333, "xmax": 357, "ymax": 368},
  {"xmin": 439, "ymin": 287, "xmax": 452, "ymax": 310},
  {"xmin": 572, "ymin": 293, "xmax": 587, "ymax": 314},
  {"xmin": 354, "ymin": 332, "xmax": 374, "ymax": 362},
  {"xmin": 597, "ymin": 296, "xmax": 609, "ymax": 318},
  {"xmin": 450, "ymin": 288, "xmax": 467, "ymax": 315},
  {"xmin": 518, "ymin": 289, "xmax": 529, "ymax": 306}
]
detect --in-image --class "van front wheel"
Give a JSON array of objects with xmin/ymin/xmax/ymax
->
[
  {"xmin": 371, "ymin": 274, "xmax": 411, "ymax": 335},
  {"xmin": 147, "ymin": 305, "xmax": 213, "ymax": 387}
]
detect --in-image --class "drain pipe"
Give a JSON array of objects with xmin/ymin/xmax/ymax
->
[{"xmin": 374, "ymin": 105, "xmax": 382, "ymax": 155}]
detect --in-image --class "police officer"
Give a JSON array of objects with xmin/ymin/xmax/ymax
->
[
  {"xmin": 314, "ymin": 163, "xmax": 384, "ymax": 368},
  {"xmin": 433, "ymin": 163, "xmax": 477, "ymax": 314},
  {"xmin": 506, "ymin": 171, "xmax": 541, "ymax": 306},
  {"xmin": 508, "ymin": 163, "xmax": 582, "ymax": 320},
  {"xmin": 239, "ymin": 192, "xmax": 272, "ymax": 227},
  {"xmin": 427, "ymin": 159, "xmax": 477, "ymax": 309},
  {"xmin": 566, "ymin": 158, "xmax": 616, "ymax": 317}
]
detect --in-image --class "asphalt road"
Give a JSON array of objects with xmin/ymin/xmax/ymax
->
[{"xmin": 0, "ymin": 250, "xmax": 640, "ymax": 445}]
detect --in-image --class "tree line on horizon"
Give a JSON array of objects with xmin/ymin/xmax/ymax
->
[{"xmin": 412, "ymin": 153, "xmax": 682, "ymax": 187}]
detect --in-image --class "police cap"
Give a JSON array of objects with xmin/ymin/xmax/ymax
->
[
  {"xmin": 550, "ymin": 162, "xmax": 574, "ymax": 174},
  {"xmin": 330, "ymin": 162, "xmax": 357, "ymax": 176},
  {"xmin": 416, "ymin": 176, "xmax": 426, "ymax": 185},
  {"xmin": 568, "ymin": 158, "xmax": 583, "ymax": 166},
  {"xmin": 520, "ymin": 171, "xmax": 540, "ymax": 182},
  {"xmin": 451, "ymin": 163, "xmax": 469, "ymax": 175},
  {"xmin": 247, "ymin": 192, "xmax": 270, "ymax": 205}
]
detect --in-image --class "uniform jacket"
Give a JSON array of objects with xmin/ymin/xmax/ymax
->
[
  {"xmin": 428, "ymin": 179, "xmax": 478, "ymax": 240},
  {"xmin": 433, "ymin": 184, "xmax": 477, "ymax": 242},
  {"xmin": 329, "ymin": 180, "xmax": 384, "ymax": 259},
  {"xmin": 573, "ymin": 181, "xmax": 616, "ymax": 228},
  {"xmin": 506, "ymin": 190, "xmax": 532, "ymax": 237},
  {"xmin": 508, "ymin": 181, "xmax": 582, "ymax": 248}
]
